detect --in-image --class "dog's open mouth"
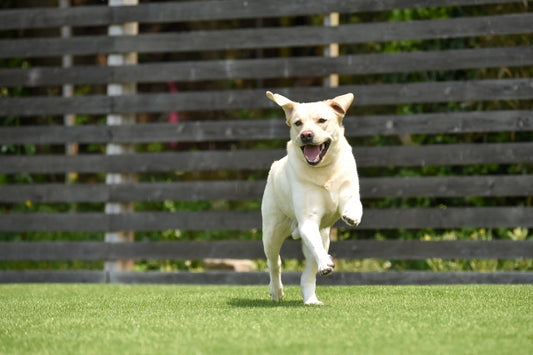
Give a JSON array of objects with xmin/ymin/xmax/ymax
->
[{"xmin": 301, "ymin": 141, "xmax": 330, "ymax": 166}]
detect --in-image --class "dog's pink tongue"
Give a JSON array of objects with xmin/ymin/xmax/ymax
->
[{"xmin": 303, "ymin": 145, "xmax": 321, "ymax": 162}]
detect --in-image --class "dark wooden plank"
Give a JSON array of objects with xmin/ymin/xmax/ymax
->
[
  {"xmin": 3, "ymin": 46, "xmax": 532, "ymax": 87},
  {"xmin": 0, "ymin": 150, "xmax": 283, "ymax": 173},
  {"xmin": 0, "ymin": 207, "xmax": 531, "ymax": 231},
  {"xmin": 2, "ymin": 13, "xmax": 531, "ymax": 59},
  {"xmin": 0, "ymin": 180, "xmax": 267, "ymax": 203},
  {"xmin": 318, "ymin": 271, "xmax": 533, "ymax": 285},
  {"xmin": 1, "ymin": 110, "xmax": 531, "ymax": 145},
  {"xmin": 0, "ymin": 271, "xmax": 106, "ymax": 283},
  {"xmin": 0, "ymin": 241, "xmax": 265, "ymax": 261},
  {"xmin": 2, "ymin": 78, "xmax": 532, "ymax": 116},
  {"xmin": 2, "ymin": 175, "xmax": 532, "ymax": 203},
  {"xmin": 355, "ymin": 142, "xmax": 533, "ymax": 168},
  {"xmin": 0, "ymin": 0, "xmax": 518, "ymax": 30},
  {"xmin": 0, "ymin": 120, "xmax": 290, "ymax": 144},
  {"xmin": 0, "ymin": 211, "xmax": 261, "ymax": 232},
  {"xmin": 348, "ymin": 110, "xmax": 533, "ymax": 136},
  {"xmin": 0, "ymin": 95, "xmax": 112, "ymax": 116},
  {"xmin": 109, "ymin": 270, "xmax": 533, "ymax": 285},
  {"xmin": 108, "ymin": 270, "xmax": 271, "ymax": 285},
  {"xmin": 1, "ymin": 142, "xmax": 532, "ymax": 173},
  {"xmin": 358, "ymin": 207, "xmax": 533, "ymax": 229},
  {"xmin": 361, "ymin": 175, "xmax": 533, "ymax": 199},
  {"xmin": 1, "ymin": 270, "xmax": 530, "ymax": 285},
  {"xmin": 1, "ymin": 240, "xmax": 531, "ymax": 261},
  {"xmin": 330, "ymin": 240, "xmax": 533, "ymax": 259}
]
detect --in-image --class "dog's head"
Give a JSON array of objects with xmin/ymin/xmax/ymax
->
[{"xmin": 266, "ymin": 91, "xmax": 354, "ymax": 166}]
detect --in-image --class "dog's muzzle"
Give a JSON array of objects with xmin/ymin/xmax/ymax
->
[{"xmin": 301, "ymin": 140, "xmax": 330, "ymax": 166}]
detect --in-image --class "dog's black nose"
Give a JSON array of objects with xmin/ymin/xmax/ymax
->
[{"xmin": 300, "ymin": 130, "xmax": 314, "ymax": 143}]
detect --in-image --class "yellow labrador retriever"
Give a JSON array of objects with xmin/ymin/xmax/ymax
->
[{"xmin": 262, "ymin": 91, "xmax": 363, "ymax": 305}]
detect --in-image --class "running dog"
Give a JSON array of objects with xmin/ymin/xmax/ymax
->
[{"xmin": 261, "ymin": 91, "xmax": 363, "ymax": 305}]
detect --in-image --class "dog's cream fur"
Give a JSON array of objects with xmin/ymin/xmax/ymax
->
[{"xmin": 261, "ymin": 91, "xmax": 363, "ymax": 305}]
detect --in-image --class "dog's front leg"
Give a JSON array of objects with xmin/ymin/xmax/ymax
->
[
  {"xmin": 341, "ymin": 197, "xmax": 363, "ymax": 227},
  {"xmin": 301, "ymin": 242, "xmax": 321, "ymax": 305},
  {"xmin": 298, "ymin": 221, "xmax": 335, "ymax": 277},
  {"xmin": 339, "ymin": 180, "xmax": 363, "ymax": 227},
  {"xmin": 300, "ymin": 227, "xmax": 333, "ymax": 305}
]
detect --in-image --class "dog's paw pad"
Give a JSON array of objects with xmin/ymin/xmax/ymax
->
[
  {"xmin": 319, "ymin": 256, "xmax": 335, "ymax": 276},
  {"xmin": 342, "ymin": 214, "xmax": 360, "ymax": 227},
  {"xmin": 319, "ymin": 267, "xmax": 333, "ymax": 276}
]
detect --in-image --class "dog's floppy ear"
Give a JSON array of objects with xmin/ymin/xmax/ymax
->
[
  {"xmin": 266, "ymin": 91, "xmax": 296, "ymax": 126},
  {"xmin": 329, "ymin": 93, "xmax": 354, "ymax": 117}
]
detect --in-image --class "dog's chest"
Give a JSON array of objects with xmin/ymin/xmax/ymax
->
[{"xmin": 322, "ymin": 177, "xmax": 343, "ymax": 205}]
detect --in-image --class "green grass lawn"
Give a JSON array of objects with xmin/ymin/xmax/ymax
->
[{"xmin": 1, "ymin": 284, "xmax": 531, "ymax": 355}]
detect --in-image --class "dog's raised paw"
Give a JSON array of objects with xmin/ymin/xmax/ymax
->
[
  {"xmin": 342, "ymin": 214, "xmax": 360, "ymax": 227},
  {"xmin": 319, "ymin": 267, "xmax": 333, "ymax": 276},
  {"xmin": 318, "ymin": 256, "xmax": 335, "ymax": 276}
]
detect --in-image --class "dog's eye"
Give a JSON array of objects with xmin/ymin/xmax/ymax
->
[
  {"xmin": 318, "ymin": 118, "xmax": 327, "ymax": 124},
  {"xmin": 294, "ymin": 120, "xmax": 303, "ymax": 127}
]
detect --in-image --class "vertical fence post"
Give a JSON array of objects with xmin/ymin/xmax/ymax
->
[
  {"xmin": 105, "ymin": 0, "xmax": 138, "ymax": 273},
  {"xmin": 323, "ymin": 12, "xmax": 339, "ymax": 88},
  {"xmin": 60, "ymin": 0, "xmax": 78, "ymax": 184}
]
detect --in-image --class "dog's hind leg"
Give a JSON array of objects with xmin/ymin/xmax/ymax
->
[
  {"xmin": 262, "ymin": 218, "xmax": 289, "ymax": 302},
  {"xmin": 264, "ymin": 243, "xmax": 284, "ymax": 301}
]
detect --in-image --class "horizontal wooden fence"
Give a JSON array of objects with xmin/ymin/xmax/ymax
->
[{"xmin": 0, "ymin": 0, "xmax": 532, "ymax": 285}]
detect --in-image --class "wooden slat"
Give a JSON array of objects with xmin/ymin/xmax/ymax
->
[
  {"xmin": 1, "ymin": 110, "xmax": 531, "ymax": 145},
  {"xmin": 1, "ymin": 240, "xmax": 531, "ymax": 261},
  {"xmin": 357, "ymin": 207, "xmax": 533, "ymax": 229},
  {"xmin": 331, "ymin": 240, "xmax": 533, "ymax": 259},
  {"xmin": 0, "ymin": 207, "xmax": 531, "ymax": 231},
  {"xmin": 349, "ymin": 110, "xmax": 533, "ymax": 136},
  {"xmin": 361, "ymin": 175, "xmax": 533, "ymax": 199},
  {"xmin": 0, "ymin": 180, "xmax": 266, "ymax": 203},
  {"xmin": 1, "ymin": 270, "xmax": 531, "ymax": 285},
  {"xmin": 3, "ymin": 46, "xmax": 532, "ymax": 87},
  {"xmin": 0, "ymin": 150, "xmax": 280, "ymax": 173},
  {"xmin": 0, "ymin": 120, "xmax": 292, "ymax": 144},
  {"xmin": 109, "ymin": 270, "xmax": 271, "ymax": 285},
  {"xmin": 2, "ymin": 78, "xmax": 533, "ymax": 116},
  {"xmin": 0, "ymin": 0, "xmax": 518, "ymax": 30},
  {"xmin": 316, "ymin": 271, "xmax": 533, "ymax": 286},
  {"xmin": 1, "ymin": 143, "xmax": 532, "ymax": 173},
  {"xmin": 1, "ymin": 13, "xmax": 531, "ymax": 59},
  {"xmin": 0, "ymin": 271, "xmax": 107, "ymax": 284},
  {"xmin": 2, "ymin": 175, "xmax": 532, "ymax": 203}
]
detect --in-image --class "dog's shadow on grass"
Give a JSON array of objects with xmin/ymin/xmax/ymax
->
[{"xmin": 228, "ymin": 298, "xmax": 303, "ymax": 308}]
